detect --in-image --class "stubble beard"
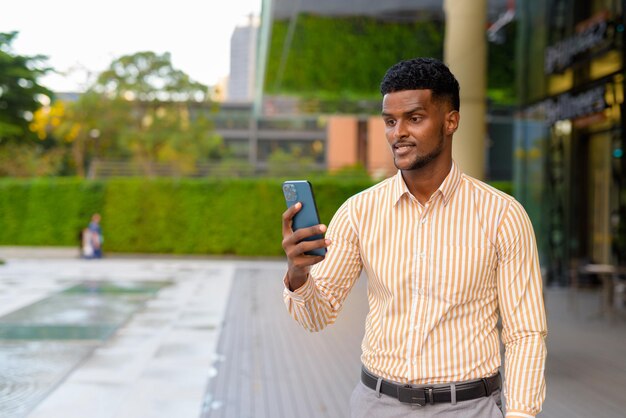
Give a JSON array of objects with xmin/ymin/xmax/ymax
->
[{"xmin": 395, "ymin": 126, "xmax": 446, "ymax": 171}]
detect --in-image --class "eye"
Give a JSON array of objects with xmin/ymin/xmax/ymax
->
[
  {"xmin": 411, "ymin": 115, "xmax": 422, "ymax": 123},
  {"xmin": 384, "ymin": 118, "xmax": 396, "ymax": 127}
]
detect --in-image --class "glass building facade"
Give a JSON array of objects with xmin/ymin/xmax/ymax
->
[{"xmin": 516, "ymin": 0, "xmax": 626, "ymax": 285}]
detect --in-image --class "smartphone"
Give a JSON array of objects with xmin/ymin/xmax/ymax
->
[{"xmin": 282, "ymin": 180, "xmax": 327, "ymax": 257}]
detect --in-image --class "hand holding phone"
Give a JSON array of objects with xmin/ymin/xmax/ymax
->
[{"xmin": 282, "ymin": 180, "xmax": 327, "ymax": 257}]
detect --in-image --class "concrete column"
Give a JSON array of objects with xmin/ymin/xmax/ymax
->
[{"xmin": 443, "ymin": 0, "xmax": 487, "ymax": 180}]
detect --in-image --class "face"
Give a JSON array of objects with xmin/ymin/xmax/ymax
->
[{"xmin": 381, "ymin": 89, "xmax": 458, "ymax": 172}]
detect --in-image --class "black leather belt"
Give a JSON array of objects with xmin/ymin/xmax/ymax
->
[{"xmin": 361, "ymin": 366, "xmax": 501, "ymax": 406}]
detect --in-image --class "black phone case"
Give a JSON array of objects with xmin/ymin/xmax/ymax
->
[{"xmin": 282, "ymin": 180, "xmax": 327, "ymax": 256}]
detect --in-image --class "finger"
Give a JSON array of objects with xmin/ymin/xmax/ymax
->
[
  {"xmin": 290, "ymin": 254, "xmax": 326, "ymax": 269},
  {"xmin": 287, "ymin": 238, "xmax": 331, "ymax": 259},
  {"xmin": 290, "ymin": 224, "xmax": 327, "ymax": 243},
  {"xmin": 281, "ymin": 202, "xmax": 302, "ymax": 235}
]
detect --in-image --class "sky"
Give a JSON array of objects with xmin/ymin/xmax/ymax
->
[{"xmin": 0, "ymin": 0, "xmax": 261, "ymax": 93}]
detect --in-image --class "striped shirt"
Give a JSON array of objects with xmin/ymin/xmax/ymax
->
[{"xmin": 283, "ymin": 161, "xmax": 547, "ymax": 417}]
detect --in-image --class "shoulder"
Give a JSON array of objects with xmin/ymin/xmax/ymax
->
[
  {"xmin": 344, "ymin": 177, "xmax": 395, "ymax": 212},
  {"xmin": 330, "ymin": 175, "xmax": 396, "ymax": 225},
  {"xmin": 461, "ymin": 174, "xmax": 533, "ymax": 230},
  {"xmin": 345, "ymin": 175, "xmax": 396, "ymax": 206},
  {"xmin": 462, "ymin": 174, "xmax": 515, "ymax": 203}
]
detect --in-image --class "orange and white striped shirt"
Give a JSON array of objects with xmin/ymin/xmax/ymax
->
[{"xmin": 283, "ymin": 161, "xmax": 547, "ymax": 417}]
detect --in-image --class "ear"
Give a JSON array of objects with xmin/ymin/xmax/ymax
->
[{"xmin": 444, "ymin": 110, "xmax": 460, "ymax": 136}]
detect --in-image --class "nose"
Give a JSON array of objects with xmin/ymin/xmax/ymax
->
[{"xmin": 394, "ymin": 119, "xmax": 409, "ymax": 139}]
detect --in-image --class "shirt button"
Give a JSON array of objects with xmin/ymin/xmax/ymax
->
[
  {"xmin": 421, "ymin": 218, "xmax": 427, "ymax": 224},
  {"xmin": 419, "ymin": 252, "xmax": 426, "ymax": 258},
  {"xmin": 418, "ymin": 288, "xmax": 424, "ymax": 296}
]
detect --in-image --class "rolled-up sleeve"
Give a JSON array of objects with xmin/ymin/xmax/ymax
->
[
  {"xmin": 496, "ymin": 200, "xmax": 548, "ymax": 417},
  {"xmin": 283, "ymin": 201, "xmax": 363, "ymax": 332}
]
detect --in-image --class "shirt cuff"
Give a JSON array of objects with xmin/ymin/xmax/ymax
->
[{"xmin": 283, "ymin": 272, "xmax": 315, "ymax": 303}]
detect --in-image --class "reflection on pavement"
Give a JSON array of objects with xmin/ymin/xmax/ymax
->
[{"xmin": 0, "ymin": 280, "xmax": 171, "ymax": 417}]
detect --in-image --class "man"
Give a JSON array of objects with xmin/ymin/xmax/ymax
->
[{"xmin": 281, "ymin": 57, "xmax": 547, "ymax": 417}]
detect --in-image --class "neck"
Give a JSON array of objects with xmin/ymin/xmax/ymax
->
[{"xmin": 401, "ymin": 158, "xmax": 452, "ymax": 204}]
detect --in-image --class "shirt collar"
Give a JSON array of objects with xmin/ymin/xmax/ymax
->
[
  {"xmin": 438, "ymin": 160, "xmax": 462, "ymax": 205},
  {"xmin": 391, "ymin": 160, "xmax": 463, "ymax": 206},
  {"xmin": 391, "ymin": 170, "xmax": 410, "ymax": 205}
]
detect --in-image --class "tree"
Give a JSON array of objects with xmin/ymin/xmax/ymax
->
[
  {"xmin": 30, "ymin": 91, "xmax": 135, "ymax": 176},
  {"xmin": 93, "ymin": 51, "xmax": 210, "ymax": 102},
  {"xmin": 0, "ymin": 31, "xmax": 52, "ymax": 142},
  {"xmin": 267, "ymin": 147, "xmax": 319, "ymax": 177},
  {"xmin": 31, "ymin": 51, "xmax": 225, "ymax": 177},
  {"xmin": 91, "ymin": 51, "xmax": 224, "ymax": 174},
  {"xmin": 118, "ymin": 103, "xmax": 225, "ymax": 175}
]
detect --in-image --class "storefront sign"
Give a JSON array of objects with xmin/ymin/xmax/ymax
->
[
  {"xmin": 545, "ymin": 18, "xmax": 608, "ymax": 74},
  {"xmin": 527, "ymin": 85, "xmax": 607, "ymax": 125}
]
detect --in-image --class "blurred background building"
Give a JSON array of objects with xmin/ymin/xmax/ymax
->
[
  {"xmin": 515, "ymin": 0, "xmax": 626, "ymax": 286},
  {"xmin": 214, "ymin": 0, "xmax": 515, "ymax": 181},
  {"xmin": 227, "ymin": 15, "xmax": 259, "ymax": 102}
]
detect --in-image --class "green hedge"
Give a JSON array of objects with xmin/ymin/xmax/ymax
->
[
  {"xmin": 0, "ymin": 178, "xmax": 105, "ymax": 247},
  {"xmin": 0, "ymin": 177, "xmax": 374, "ymax": 256},
  {"xmin": 0, "ymin": 177, "xmax": 513, "ymax": 256}
]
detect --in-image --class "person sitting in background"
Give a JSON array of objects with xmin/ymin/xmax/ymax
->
[
  {"xmin": 87, "ymin": 213, "xmax": 103, "ymax": 258},
  {"xmin": 81, "ymin": 227, "xmax": 94, "ymax": 259}
]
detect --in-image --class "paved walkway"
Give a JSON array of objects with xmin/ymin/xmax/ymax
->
[
  {"xmin": 0, "ymin": 249, "xmax": 239, "ymax": 418},
  {"xmin": 200, "ymin": 266, "xmax": 367, "ymax": 418},
  {"xmin": 0, "ymin": 247, "xmax": 625, "ymax": 417}
]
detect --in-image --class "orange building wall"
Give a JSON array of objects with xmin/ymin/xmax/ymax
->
[
  {"xmin": 326, "ymin": 116, "xmax": 358, "ymax": 171},
  {"xmin": 367, "ymin": 117, "xmax": 396, "ymax": 179}
]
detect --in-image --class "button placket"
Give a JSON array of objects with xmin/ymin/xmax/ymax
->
[{"xmin": 409, "ymin": 202, "xmax": 432, "ymax": 381}]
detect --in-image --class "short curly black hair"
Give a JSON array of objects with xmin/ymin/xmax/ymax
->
[{"xmin": 380, "ymin": 57, "xmax": 460, "ymax": 111}]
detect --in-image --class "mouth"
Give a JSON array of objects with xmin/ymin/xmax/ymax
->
[{"xmin": 393, "ymin": 142, "xmax": 415, "ymax": 155}]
